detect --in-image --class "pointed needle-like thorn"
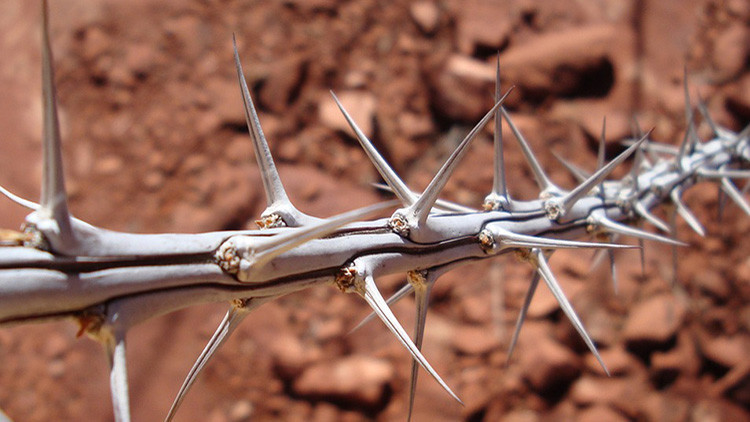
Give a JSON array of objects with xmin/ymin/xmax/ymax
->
[
  {"xmin": 249, "ymin": 200, "xmax": 398, "ymax": 271},
  {"xmin": 499, "ymin": 230, "xmax": 634, "ymax": 251},
  {"xmin": 165, "ymin": 299, "xmax": 270, "ymax": 422},
  {"xmin": 40, "ymin": 0, "xmax": 75, "ymax": 250},
  {"xmin": 533, "ymin": 249, "xmax": 609, "ymax": 375},
  {"xmin": 490, "ymin": 56, "xmax": 509, "ymax": 202},
  {"xmin": 0, "ymin": 185, "xmax": 39, "ymax": 210},
  {"xmin": 407, "ymin": 272, "xmax": 437, "ymax": 422},
  {"xmin": 331, "ymin": 91, "xmax": 415, "ymax": 207},
  {"xmin": 360, "ymin": 274, "xmax": 462, "ymax": 404},
  {"xmin": 591, "ymin": 213, "xmax": 687, "ymax": 247},
  {"xmin": 501, "ymin": 107, "xmax": 557, "ymax": 196},
  {"xmin": 670, "ymin": 189, "xmax": 705, "ymax": 236},
  {"xmin": 411, "ymin": 91, "xmax": 512, "ymax": 226},
  {"xmin": 234, "ymin": 35, "xmax": 301, "ymax": 220},
  {"xmin": 559, "ymin": 136, "xmax": 648, "ymax": 215},
  {"xmin": 106, "ymin": 330, "xmax": 131, "ymax": 422},
  {"xmin": 720, "ymin": 178, "xmax": 750, "ymax": 216},
  {"xmin": 551, "ymin": 152, "xmax": 589, "ymax": 183},
  {"xmin": 633, "ymin": 201, "xmax": 672, "ymax": 233},
  {"xmin": 349, "ymin": 283, "xmax": 414, "ymax": 334},
  {"xmin": 506, "ymin": 272, "xmax": 540, "ymax": 364}
]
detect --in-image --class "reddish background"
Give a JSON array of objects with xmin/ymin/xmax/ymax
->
[{"xmin": 0, "ymin": 1, "xmax": 748, "ymax": 421}]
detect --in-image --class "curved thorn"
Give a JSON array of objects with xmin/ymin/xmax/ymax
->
[
  {"xmin": 506, "ymin": 272, "xmax": 540, "ymax": 365},
  {"xmin": 412, "ymin": 91, "xmax": 512, "ymax": 226},
  {"xmin": 592, "ymin": 213, "xmax": 687, "ymax": 247},
  {"xmin": 633, "ymin": 201, "xmax": 671, "ymax": 233},
  {"xmin": 0, "ymin": 185, "xmax": 39, "ymax": 210},
  {"xmin": 360, "ymin": 274, "xmax": 462, "ymax": 404},
  {"xmin": 106, "ymin": 330, "xmax": 131, "ymax": 422},
  {"xmin": 670, "ymin": 189, "xmax": 705, "ymax": 237},
  {"xmin": 501, "ymin": 107, "xmax": 556, "ymax": 195},
  {"xmin": 560, "ymin": 136, "xmax": 647, "ymax": 214},
  {"xmin": 349, "ymin": 283, "xmax": 414, "ymax": 334},
  {"xmin": 331, "ymin": 91, "xmax": 415, "ymax": 207},
  {"xmin": 40, "ymin": 0, "xmax": 75, "ymax": 249},
  {"xmin": 165, "ymin": 298, "xmax": 271, "ymax": 422},
  {"xmin": 533, "ymin": 249, "xmax": 609, "ymax": 375},
  {"xmin": 720, "ymin": 178, "xmax": 750, "ymax": 216},
  {"xmin": 233, "ymin": 35, "xmax": 295, "ymax": 214}
]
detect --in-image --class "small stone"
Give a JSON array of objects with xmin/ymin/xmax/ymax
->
[
  {"xmin": 410, "ymin": 1, "xmax": 440, "ymax": 35},
  {"xmin": 270, "ymin": 333, "xmax": 321, "ymax": 379},
  {"xmin": 622, "ymin": 294, "xmax": 686, "ymax": 346},
  {"xmin": 517, "ymin": 324, "xmax": 581, "ymax": 392},
  {"xmin": 693, "ymin": 269, "xmax": 730, "ymax": 300},
  {"xmin": 452, "ymin": 324, "xmax": 500, "ymax": 355},
  {"xmin": 319, "ymin": 91, "xmax": 377, "ymax": 138},
  {"xmin": 699, "ymin": 333, "xmax": 748, "ymax": 368},
  {"xmin": 499, "ymin": 25, "xmax": 615, "ymax": 94},
  {"xmin": 293, "ymin": 356, "xmax": 394, "ymax": 407},
  {"xmin": 577, "ymin": 405, "xmax": 629, "ymax": 422},
  {"xmin": 228, "ymin": 400, "xmax": 253, "ymax": 422},
  {"xmin": 456, "ymin": 0, "xmax": 512, "ymax": 53},
  {"xmin": 642, "ymin": 393, "xmax": 691, "ymax": 422},
  {"xmin": 712, "ymin": 23, "xmax": 749, "ymax": 79}
]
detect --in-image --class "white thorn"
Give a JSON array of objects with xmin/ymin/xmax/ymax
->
[
  {"xmin": 234, "ymin": 35, "xmax": 312, "ymax": 227},
  {"xmin": 407, "ymin": 272, "xmax": 436, "ymax": 422},
  {"xmin": 506, "ymin": 272, "xmax": 539, "ymax": 364},
  {"xmin": 349, "ymin": 283, "xmax": 414, "ymax": 334},
  {"xmin": 410, "ymin": 92, "xmax": 511, "ymax": 226},
  {"xmin": 670, "ymin": 189, "xmax": 705, "ymax": 237},
  {"xmin": 0, "ymin": 185, "xmax": 39, "ymax": 210},
  {"xmin": 371, "ymin": 183, "xmax": 476, "ymax": 213},
  {"xmin": 331, "ymin": 91, "xmax": 415, "ymax": 207},
  {"xmin": 533, "ymin": 249, "xmax": 609, "ymax": 375},
  {"xmin": 633, "ymin": 201, "xmax": 671, "ymax": 233},
  {"xmin": 40, "ymin": 0, "xmax": 76, "ymax": 252},
  {"xmin": 240, "ymin": 200, "xmax": 397, "ymax": 275},
  {"xmin": 551, "ymin": 152, "xmax": 589, "ymax": 183},
  {"xmin": 490, "ymin": 56, "xmax": 509, "ymax": 204},
  {"xmin": 699, "ymin": 169, "xmax": 750, "ymax": 179},
  {"xmin": 501, "ymin": 107, "xmax": 558, "ymax": 196},
  {"xmin": 106, "ymin": 330, "xmax": 131, "ymax": 422},
  {"xmin": 720, "ymin": 178, "xmax": 750, "ymax": 216},
  {"xmin": 493, "ymin": 227, "xmax": 634, "ymax": 251},
  {"xmin": 165, "ymin": 299, "xmax": 269, "ymax": 422},
  {"xmin": 360, "ymin": 273, "xmax": 462, "ymax": 404},
  {"xmin": 590, "ymin": 213, "xmax": 687, "ymax": 247},
  {"xmin": 559, "ymin": 136, "xmax": 647, "ymax": 215}
]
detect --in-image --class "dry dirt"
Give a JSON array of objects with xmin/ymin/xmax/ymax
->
[{"xmin": 0, "ymin": 0, "xmax": 749, "ymax": 421}]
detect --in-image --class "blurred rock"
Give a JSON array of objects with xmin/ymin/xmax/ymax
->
[
  {"xmin": 410, "ymin": 1, "xmax": 440, "ymax": 35},
  {"xmin": 452, "ymin": 324, "xmax": 501, "ymax": 355},
  {"xmin": 577, "ymin": 405, "xmax": 629, "ymax": 422},
  {"xmin": 292, "ymin": 356, "xmax": 394, "ymax": 407},
  {"xmin": 712, "ymin": 23, "xmax": 749, "ymax": 80},
  {"xmin": 623, "ymin": 294, "xmax": 686, "ymax": 346},
  {"xmin": 698, "ymin": 333, "xmax": 748, "ymax": 368},
  {"xmin": 319, "ymin": 91, "xmax": 377, "ymax": 138},
  {"xmin": 270, "ymin": 333, "xmax": 322, "ymax": 379},
  {"xmin": 517, "ymin": 324, "xmax": 581, "ymax": 392},
  {"xmin": 499, "ymin": 25, "xmax": 616, "ymax": 95},
  {"xmin": 642, "ymin": 393, "xmax": 691, "ymax": 422},
  {"xmin": 456, "ymin": 0, "xmax": 512, "ymax": 54}
]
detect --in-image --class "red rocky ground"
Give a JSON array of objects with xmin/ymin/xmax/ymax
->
[{"xmin": 0, "ymin": 0, "xmax": 748, "ymax": 421}]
